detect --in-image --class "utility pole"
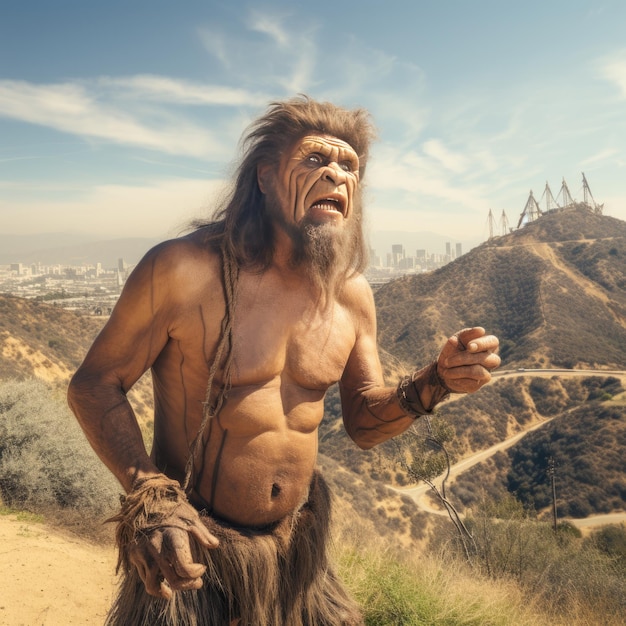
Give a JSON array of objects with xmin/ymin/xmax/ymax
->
[{"xmin": 547, "ymin": 456, "xmax": 558, "ymax": 533}]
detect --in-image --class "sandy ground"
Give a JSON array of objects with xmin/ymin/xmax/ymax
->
[{"xmin": 0, "ymin": 514, "xmax": 117, "ymax": 626}]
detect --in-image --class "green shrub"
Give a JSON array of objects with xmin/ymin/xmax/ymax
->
[{"xmin": 0, "ymin": 378, "xmax": 120, "ymax": 518}]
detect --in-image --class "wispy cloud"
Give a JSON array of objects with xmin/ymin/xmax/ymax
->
[
  {"xmin": 98, "ymin": 75, "xmax": 268, "ymax": 106},
  {"xmin": 0, "ymin": 79, "xmax": 222, "ymax": 157},
  {"xmin": 370, "ymin": 144, "xmax": 488, "ymax": 209},
  {"xmin": 247, "ymin": 10, "xmax": 291, "ymax": 47},
  {"xmin": 422, "ymin": 139, "xmax": 469, "ymax": 174},
  {"xmin": 200, "ymin": 9, "xmax": 320, "ymax": 96},
  {"xmin": 580, "ymin": 148, "xmax": 620, "ymax": 166}
]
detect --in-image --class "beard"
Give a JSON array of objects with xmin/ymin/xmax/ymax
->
[{"xmin": 264, "ymin": 185, "xmax": 364, "ymax": 300}]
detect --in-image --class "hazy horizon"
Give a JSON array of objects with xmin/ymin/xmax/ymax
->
[{"xmin": 0, "ymin": 227, "xmax": 479, "ymax": 267}]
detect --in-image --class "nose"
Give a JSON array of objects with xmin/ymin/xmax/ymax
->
[{"xmin": 321, "ymin": 162, "xmax": 348, "ymax": 186}]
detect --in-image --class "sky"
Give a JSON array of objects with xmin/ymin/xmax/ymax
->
[{"xmin": 1, "ymin": 0, "xmax": 626, "ymax": 252}]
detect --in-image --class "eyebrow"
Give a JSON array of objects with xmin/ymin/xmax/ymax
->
[{"xmin": 301, "ymin": 140, "xmax": 359, "ymax": 161}]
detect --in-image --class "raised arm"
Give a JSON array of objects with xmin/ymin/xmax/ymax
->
[{"xmin": 339, "ymin": 279, "xmax": 500, "ymax": 450}]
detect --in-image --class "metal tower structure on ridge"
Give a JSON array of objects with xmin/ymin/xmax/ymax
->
[
  {"xmin": 582, "ymin": 172, "xmax": 604, "ymax": 215},
  {"xmin": 540, "ymin": 181, "xmax": 560, "ymax": 211},
  {"xmin": 516, "ymin": 190, "xmax": 543, "ymax": 229},
  {"xmin": 500, "ymin": 210, "xmax": 510, "ymax": 235},
  {"xmin": 557, "ymin": 177, "xmax": 575, "ymax": 207},
  {"xmin": 487, "ymin": 209, "xmax": 512, "ymax": 239},
  {"xmin": 487, "ymin": 173, "xmax": 603, "ymax": 238}
]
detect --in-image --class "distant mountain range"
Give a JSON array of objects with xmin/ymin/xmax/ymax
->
[{"xmin": 0, "ymin": 234, "xmax": 160, "ymax": 267}]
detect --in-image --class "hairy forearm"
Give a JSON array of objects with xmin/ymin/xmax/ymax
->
[
  {"xmin": 341, "ymin": 361, "xmax": 450, "ymax": 450},
  {"xmin": 67, "ymin": 370, "xmax": 160, "ymax": 492}
]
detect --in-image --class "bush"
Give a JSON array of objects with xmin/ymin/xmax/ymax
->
[
  {"xmin": 587, "ymin": 524, "xmax": 626, "ymax": 572},
  {"xmin": 0, "ymin": 379, "xmax": 120, "ymax": 520},
  {"xmin": 458, "ymin": 500, "xmax": 626, "ymax": 623}
]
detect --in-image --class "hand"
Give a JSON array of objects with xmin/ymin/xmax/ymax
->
[
  {"xmin": 437, "ymin": 327, "xmax": 500, "ymax": 394},
  {"xmin": 127, "ymin": 499, "xmax": 219, "ymax": 599}
]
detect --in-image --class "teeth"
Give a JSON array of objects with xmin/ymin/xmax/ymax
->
[{"xmin": 312, "ymin": 198, "xmax": 341, "ymax": 212}]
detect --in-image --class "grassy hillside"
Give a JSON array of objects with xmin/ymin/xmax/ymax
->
[
  {"xmin": 0, "ymin": 294, "xmax": 103, "ymax": 382},
  {"xmin": 0, "ymin": 293, "xmax": 154, "ymax": 422},
  {"xmin": 452, "ymin": 388, "xmax": 626, "ymax": 519}
]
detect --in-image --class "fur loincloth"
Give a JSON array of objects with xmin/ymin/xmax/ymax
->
[{"xmin": 105, "ymin": 472, "xmax": 363, "ymax": 626}]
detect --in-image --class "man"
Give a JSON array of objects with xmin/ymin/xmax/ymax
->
[{"xmin": 68, "ymin": 96, "xmax": 500, "ymax": 626}]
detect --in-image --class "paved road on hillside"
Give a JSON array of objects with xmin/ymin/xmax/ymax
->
[
  {"xmin": 395, "ymin": 368, "xmax": 626, "ymax": 529},
  {"xmin": 492, "ymin": 367, "xmax": 626, "ymax": 380}
]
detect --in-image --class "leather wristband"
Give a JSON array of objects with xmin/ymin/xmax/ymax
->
[{"xmin": 396, "ymin": 361, "xmax": 451, "ymax": 418}]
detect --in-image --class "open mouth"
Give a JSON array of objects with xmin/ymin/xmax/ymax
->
[{"xmin": 308, "ymin": 196, "xmax": 346, "ymax": 216}]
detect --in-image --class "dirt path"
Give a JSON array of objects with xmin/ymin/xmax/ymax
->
[
  {"xmin": 395, "ymin": 368, "xmax": 626, "ymax": 530},
  {"xmin": 0, "ymin": 514, "xmax": 116, "ymax": 625}
]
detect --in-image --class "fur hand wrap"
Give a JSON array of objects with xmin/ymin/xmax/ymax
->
[
  {"xmin": 396, "ymin": 361, "xmax": 451, "ymax": 418},
  {"xmin": 107, "ymin": 475, "xmax": 195, "ymax": 574}
]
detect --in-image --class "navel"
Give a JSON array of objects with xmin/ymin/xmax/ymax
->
[{"xmin": 271, "ymin": 483, "xmax": 281, "ymax": 498}]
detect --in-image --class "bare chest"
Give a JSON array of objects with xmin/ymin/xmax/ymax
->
[
  {"xmin": 230, "ymin": 281, "xmax": 356, "ymax": 389},
  {"xmin": 163, "ymin": 271, "xmax": 356, "ymax": 392}
]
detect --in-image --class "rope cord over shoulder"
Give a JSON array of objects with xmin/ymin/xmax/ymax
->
[{"xmin": 182, "ymin": 243, "xmax": 239, "ymax": 493}]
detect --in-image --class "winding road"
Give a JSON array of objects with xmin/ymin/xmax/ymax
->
[{"xmin": 395, "ymin": 367, "xmax": 626, "ymax": 529}]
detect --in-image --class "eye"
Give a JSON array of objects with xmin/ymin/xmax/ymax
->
[
  {"xmin": 339, "ymin": 161, "xmax": 354, "ymax": 172},
  {"xmin": 306, "ymin": 153, "xmax": 323, "ymax": 165}
]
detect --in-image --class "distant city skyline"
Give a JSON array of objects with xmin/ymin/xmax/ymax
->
[{"xmin": 2, "ymin": 1, "xmax": 626, "ymax": 245}]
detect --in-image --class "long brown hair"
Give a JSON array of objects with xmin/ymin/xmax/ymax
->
[{"xmin": 193, "ymin": 95, "xmax": 376, "ymax": 275}]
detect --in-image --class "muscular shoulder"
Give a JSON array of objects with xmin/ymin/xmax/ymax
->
[
  {"xmin": 340, "ymin": 273, "xmax": 376, "ymax": 333},
  {"xmin": 148, "ymin": 230, "xmax": 218, "ymax": 269},
  {"xmin": 128, "ymin": 231, "xmax": 222, "ymax": 310}
]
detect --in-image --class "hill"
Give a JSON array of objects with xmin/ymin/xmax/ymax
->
[
  {"xmin": 0, "ymin": 295, "xmax": 102, "ymax": 383},
  {"xmin": 374, "ymin": 207, "xmax": 626, "ymax": 370},
  {"xmin": 0, "ymin": 294, "xmax": 155, "ymax": 424}
]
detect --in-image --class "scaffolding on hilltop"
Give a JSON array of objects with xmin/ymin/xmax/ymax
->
[{"xmin": 488, "ymin": 172, "xmax": 604, "ymax": 240}]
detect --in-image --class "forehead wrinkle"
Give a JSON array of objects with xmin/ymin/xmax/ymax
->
[{"xmin": 297, "ymin": 135, "xmax": 359, "ymax": 167}]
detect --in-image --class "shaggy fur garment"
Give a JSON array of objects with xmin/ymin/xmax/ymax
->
[{"xmin": 105, "ymin": 472, "xmax": 363, "ymax": 626}]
